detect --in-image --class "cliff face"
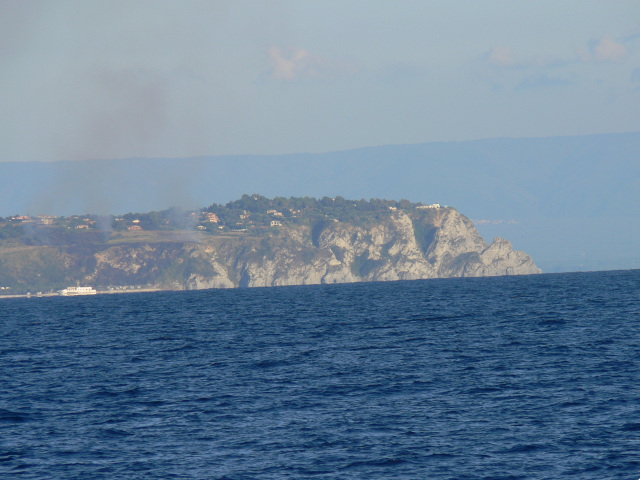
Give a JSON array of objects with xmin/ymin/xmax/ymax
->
[
  {"xmin": 0, "ymin": 207, "xmax": 541, "ymax": 292},
  {"xmin": 80, "ymin": 208, "xmax": 540, "ymax": 289}
]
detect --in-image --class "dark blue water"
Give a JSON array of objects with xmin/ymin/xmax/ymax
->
[{"xmin": 1, "ymin": 270, "xmax": 640, "ymax": 479}]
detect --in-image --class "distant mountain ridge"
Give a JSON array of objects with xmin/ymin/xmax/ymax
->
[{"xmin": 1, "ymin": 132, "xmax": 638, "ymax": 272}]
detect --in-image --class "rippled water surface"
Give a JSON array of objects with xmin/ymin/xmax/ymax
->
[{"xmin": 2, "ymin": 270, "xmax": 640, "ymax": 479}]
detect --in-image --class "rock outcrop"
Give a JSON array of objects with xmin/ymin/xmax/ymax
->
[{"xmin": 81, "ymin": 208, "xmax": 540, "ymax": 289}]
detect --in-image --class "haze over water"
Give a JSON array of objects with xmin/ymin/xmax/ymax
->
[{"xmin": 2, "ymin": 270, "xmax": 639, "ymax": 479}]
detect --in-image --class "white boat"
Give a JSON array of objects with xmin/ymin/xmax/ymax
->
[{"xmin": 59, "ymin": 286, "xmax": 97, "ymax": 296}]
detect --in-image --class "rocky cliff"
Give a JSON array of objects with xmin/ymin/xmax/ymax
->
[
  {"xmin": 77, "ymin": 208, "xmax": 540, "ymax": 290},
  {"xmin": 0, "ymin": 205, "xmax": 541, "ymax": 293}
]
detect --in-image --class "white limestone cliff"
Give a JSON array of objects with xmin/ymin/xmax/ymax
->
[{"xmin": 84, "ymin": 207, "xmax": 540, "ymax": 289}]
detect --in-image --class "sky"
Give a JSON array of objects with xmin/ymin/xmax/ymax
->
[{"xmin": 1, "ymin": 0, "xmax": 639, "ymax": 162}]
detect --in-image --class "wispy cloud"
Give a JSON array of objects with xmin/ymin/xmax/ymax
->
[
  {"xmin": 488, "ymin": 46, "xmax": 516, "ymax": 66},
  {"xmin": 267, "ymin": 46, "xmax": 310, "ymax": 81},
  {"xmin": 516, "ymin": 74, "xmax": 575, "ymax": 90},
  {"xmin": 267, "ymin": 46, "xmax": 359, "ymax": 81},
  {"xmin": 486, "ymin": 46, "xmax": 566, "ymax": 70},
  {"xmin": 489, "ymin": 34, "xmax": 629, "ymax": 70},
  {"xmin": 484, "ymin": 33, "xmax": 632, "ymax": 94},
  {"xmin": 594, "ymin": 36, "xmax": 627, "ymax": 61},
  {"xmin": 577, "ymin": 35, "xmax": 627, "ymax": 62},
  {"xmin": 483, "ymin": 45, "xmax": 575, "ymax": 91}
]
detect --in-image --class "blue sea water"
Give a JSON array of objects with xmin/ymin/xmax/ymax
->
[{"xmin": 1, "ymin": 270, "xmax": 640, "ymax": 479}]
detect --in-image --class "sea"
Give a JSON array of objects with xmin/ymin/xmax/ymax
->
[{"xmin": 1, "ymin": 269, "xmax": 639, "ymax": 479}]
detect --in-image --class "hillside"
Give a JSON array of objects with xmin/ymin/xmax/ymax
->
[{"xmin": 0, "ymin": 196, "xmax": 540, "ymax": 295}]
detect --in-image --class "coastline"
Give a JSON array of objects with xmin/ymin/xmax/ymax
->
[{"xmin": 0, "ymin": 287, "xmax": 164, "ymax": 300}]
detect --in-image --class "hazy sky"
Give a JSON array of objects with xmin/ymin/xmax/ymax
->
[{"xmin": 1, "ymin": 1, "xmax": 639, "ymax": 162}]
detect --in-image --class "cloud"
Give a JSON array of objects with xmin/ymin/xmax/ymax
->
[
  {"xmin": 594, "ymin": 36, "xmax": 627, "ymax": 61},
  {"xmin": 486, "ymin": 45, "xmax": 570, "ymax": 73},
  {"xmin": 578, "ymin": 36, "xmax": 627, "ymax": 62},
  {"xmin": 267, "ymin": 46, "xmax": 310, "ymax": 80},
  {"xmin": 488, "ymin": 46, "xmax": 516, "ymax": 66},
  {"xmin": 516, "ymin": 74, "xmax": 574, "ymax": 90},
  {"xmin": 632, "ymin": 67, "xmax": 640, "ymax": 83},
  {"xmin": 488, "ymin": 35, "xmax": 628, "ymax": 69},
  {"xmin": 267, "ymin": 46, "xmax": 359, "ymax": 81}
]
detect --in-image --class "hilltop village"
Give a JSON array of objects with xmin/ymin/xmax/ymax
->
[{"xmin": 0, "ymin": 195, "xmax": 443, "ymax": 239}]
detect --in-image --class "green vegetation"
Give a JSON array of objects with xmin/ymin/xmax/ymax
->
[
  {"xmin": 206, "ymin": 194, "xmax": 434, "ymax": 230},
  {"xmin": 0, "ymin": 246, "xmax": 78, "ymax": 294},
  {"xmin": 0, "ymin": 195, "xmax": 447, "ymax": 294},
  {"xmin": 0, "ymin": 195, "xmax": 440, "ymax": 246}
]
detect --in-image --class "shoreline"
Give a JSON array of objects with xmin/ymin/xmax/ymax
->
[{"xmin": 0, "ymin": 287, "xmax": 164, "ymax": 300}]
